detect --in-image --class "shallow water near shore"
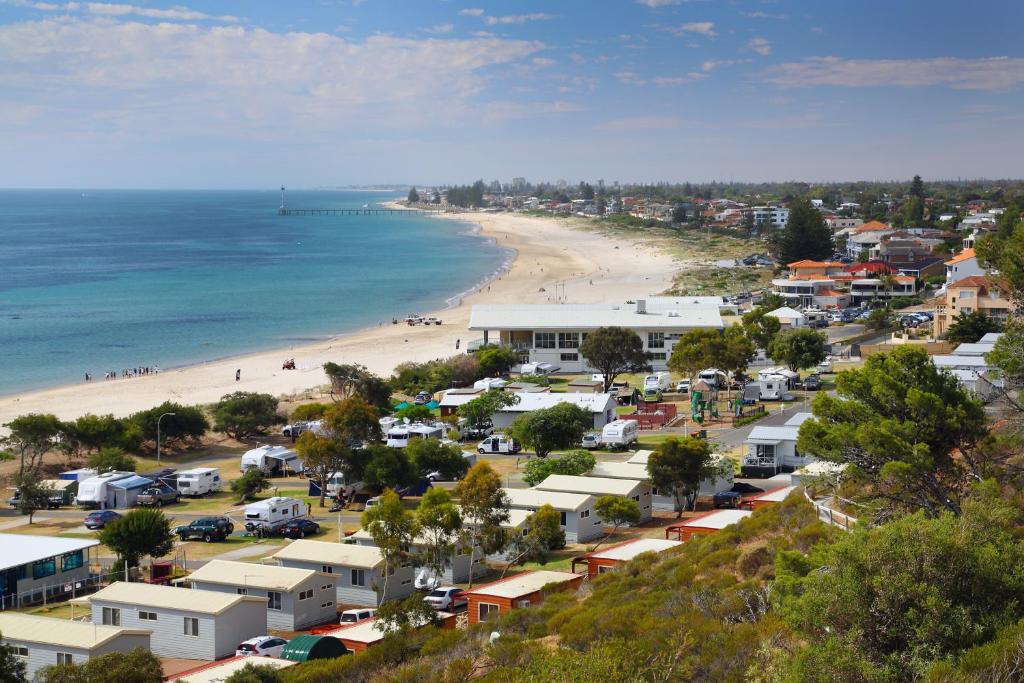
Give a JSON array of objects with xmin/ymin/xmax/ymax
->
[{"xmin": 0, "ymin": 189, "xmax": 507, "ymax": 395}]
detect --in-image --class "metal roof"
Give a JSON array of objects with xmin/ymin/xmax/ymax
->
[
  {"xmin": 589, "ymin": 462, "xmax": 650, "ymax": 481},
  {"xmin": 280, "ymin": 634, "xmax": 348, "ymax": 662},
  {"xmin": 0, "ymin": 533, "xmax": 99, "ymax": 572},
  {"xmin": 746, "ymin": 425, "xmax": 799, "ymax": 444},
  {"xmin": 175, "ymin": 656, "xmax": 297, "ymax": 683},
  {"xmin": 503, "ymin": 488, "xmax": 594, "ymax": 512},
  {"xmin": 466, "ymin": 570, "xmax": 580, "ymax": 599},
  {"xmin": 0, "ymin": 612, "xmax": 150, "ymax": 650},
  {"xmin": 933, "ymin": 355, "xmax": 988, "ymax": 368},
  {"xmin": 536, "ymin": 474, "xmax": 643, "ymax": 497},
  {"xmin": 468, "ymin": 304, "xmax": 723, "ymax": 331},
  {"xmin": 626, "ymin": 450, "xmax": 655, "ymax": 465},
  {"xmin": 496, "ymin": 392, "xmax": 615, "ymax": 414},
  {"xmin": 87, "ymin": 582, "xmax": 265, "ymax": 615},
  {"xmin": 107, "ymin": 475, "xmax": 154, "ymax": 490},
  {"xmin": 187, "ymin": 559, "xmax": 318, "ymax": 592},
  {"xmin": 327, "ymin": 611, "xmax": 454, "ymax": 644},
  {"xmin": 751, "ymin": 485, "xmax": 797, "ymax": 503},
  {"xmin": 783, "ymin": 412, "xmax": 814, "ymax": 427},
  {"xmin": 952, "ymin": 342, "xmax": 996, "ymax": 357},
  {"xmin": 271, "ymin": 539, "xmax": 385, "ymax": 569},
  {"xmin": 682, "ymin": 509, "xmax": 752, "ymax": 529},
  {"xmin": 585, "ymin": 538, "xmax": 682, "ymax": 562}
]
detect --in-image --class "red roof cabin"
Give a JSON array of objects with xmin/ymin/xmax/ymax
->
[
  {"xmin": 321, "ymin": 612, "xmax": 457, "ymax": 653},
  {"xmin": 464, "ymin": 570, "xmax": 583, "ymax": 625},
  {"xmin": 740, "ymin": 485, "xmax": 797, "ymax": 511},
  {"xmin": 665, "ymin": 509, "xmax": 752, "ymax": 541},
  {"xmin": 571, "ymin": 538, "xmax": 682, "ymax": 578}
]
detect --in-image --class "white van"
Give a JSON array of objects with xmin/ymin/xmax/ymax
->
[
  {"xmin": 477, "ymin": 434, "xmax": 521, "ymax": 455},
  {"xmin": 176, "ymin": 468, "xmax": 221, "ymax": 497},
  {"xmin": 643, "ymin": 372, "xmax": 672, "ymax": 392},
  {"xmin": 601, "ymin": 420, "xmax": 639, "ymax": 449},
  {"xmin": 243, "ymin": 496, "xmax": 307, "ymax": 534}
]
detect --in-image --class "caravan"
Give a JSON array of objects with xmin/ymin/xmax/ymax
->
[
  {"xmin": 756, "ymin": 367, "xmax": 800, "ymax": 400},
  {"xmin": 601, "ymin": 420, "xmax": 638, "ymax": 449},
  {"xmin": 697, "ymin": 369, "xmax": 728, "ymax": 390},
  {"xmin": 176, "ymin": 468, "xmax": 221, "ymax": 497},
  {"xmin": 385, "ymin": 422, "xmax": 446, "ymax": 449},
  {"xmin": 240, "ymin": 445, "xmax": 304, "ymax": 476},
  {"xmin": 643, "ymin": 373, "xmax": 672, "ymax": 392},
  {"xmin": 243, "ymin": 496, "xmax": 307, "ymax": 534},
  {"xmin": 75, "ymin": 471, "xmax": 135, "ymax": 508}
]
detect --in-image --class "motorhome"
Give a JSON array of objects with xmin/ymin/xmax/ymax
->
[
  {"xmin": 281, "ymin": 420, "xmax": 326, "ymax": 438},
  {"xmin": 243, "ymin": 496, "xmax": 308, "ymax": 534},
  {"xmin": 643, "ymin": 372, "xmax": 672, "ymax": 392},
  {"xmin": 697, "ymin": 369, "xmax": 728, "ymax": 389},
  {"xmin": 176, "ymin": 468, "xmax": 221, "ymax": 497},
  {"xmin": 75, "ymin": 471, "xmax": 134, "ymax": 508},
  {"xmin": 385, "ymin": 422, "xmax": 446, "ymax": 449},
  {"xmin": 240, "ymin": 445, "xmax": 304, "ymax": 476},
  {"xmin": 601, "ymin": 420, "xmax": 638, "ymax": 449},
  {"xmin": 477, "ymin": 434, "xmax": 521, "ymax": 454}
]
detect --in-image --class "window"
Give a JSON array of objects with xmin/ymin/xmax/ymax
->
[
  {"xmin": 61, "ymin": 551, "xmax": 84, "ymax": 572},
  {"xmin": 754, "ymin": 444, "xmax": 776, "ymax": 467},
  {"xmin": 479, "ymin": 603, "xmax": 500, "ymax": 622},
  {"xmin": 321, "ymin": 601, "xmax": 334, "ymax": 609},
  {"xmin": 648, "ymin": 332, "xmax": 665, "ymax": 349},
  {"xmin": 267, "ymin": 591, "xmax": 282, "ymax": 610},
  {"xmin": 57, "ymin": 653, "xmax": 73, "ymax": 665},
  {"xmin": 139, "ymin": 611, "xmax": 157, "ymax": 621},
  {"xmin": 580, "ymin": 509, "xmax": 590, "ymax": 519},
  {"xmin": 559, "ymin": 511, "xmax": 567, "ymax": 526},
  {"xmin": 632, "ymin": 495, "xmax": 640, "ymax": 502},
  {"xmin": 321, "ymin": 565, "xmax": 333, "ymax": 574},
  {"xmin": 534, "ymin": 332, "xmax": 556, "ymax": 349},
  {"xmin": 101, "ymin": 607, "xmax": 121, "ymax": 626},
  {"xmin": 299, "ymin": 589, "xmax": 312, "ymax": 601},
  {"xmin": 236, "ymin": 588, "xmax": 247, "ymax": 595},
  {"xmin": 560, "ymin": 353, "xmax": 578, "ymax": 362},
  {"xmin": 183, "ymin": 617, "xmax": 199, "ymax": 637},
  {"xmin": 598, "ymin": 565, "xmax": 613, "ymax": 574},
  {"xmin": 351, "ymin": 569, "xmax": 366, "ymax": 587},
  {"xmin": 11, "ymin": 646, "xmax": 28, "ymax": 658},
  {"xmin": 646, "ymin": 352, "xmax": 666, "ymax": 361},
  {"xmin": 558, "ymin": 332, "xmax": 580, "ymax": 349},
  {"xmin": 321, "ymin": 584, "xmax": 333, "ymax": 591},
  {"xmin": 32, "ymin": 558, "xmax": 56, "ymax": 580},
  {"xmin": 516, "ymin": 599, "xmax": 531, "ymax": 608}
]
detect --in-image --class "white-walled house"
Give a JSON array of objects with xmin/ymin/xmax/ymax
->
[
  {"xmin": 0, "ymin": 534, "xmax": 98, "ymax": 611},
  {"xmin": 741, "ymin": 412, "xmax": 816, "ymax": 477},
  {"xmin": 534, "ymin": 474, "xmax": 652, "ymax": 523},
  {"xmin": 491, "ymin": 392, "xmax": 618, "ymax": 430},
  {"xmin": 502, "ymin": 488, "xmax": 603, "ymax": 543},
  {"xmin": 622, "ymin": 451, "xmax": 735, "ymax": 507},
  {"xmin": 346, "ymin": 528, "xmax": 486, "ymax": 585}
]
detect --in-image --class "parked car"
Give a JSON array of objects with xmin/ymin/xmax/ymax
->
[
  {"xmin": 580, "ymin": 432, "xmax": 601, "ymax": 450},
  {"xmin": 423, "ymin": 317, "xmax": 442, "ymax": 325},
  {"xmin": 675, "ymin": 379, "xmax": 691, "ymax": 394},
  {"xmin": 135, "ymin": 485, "xmax": 180, "ymax": 507},
  {"xmin": 84, "ymin": 510, "xmax": 121, "ymax": 529},
  {"xmin": 804, "ymin": 375, "xmax": 822, "ymax": 391},
  {"xmin": 641, "ymin": 387, "xmax": 663, "ymax": 403},
  {"xmin": 236, "ymin": 636, "xmax": 288, "ymax": 658},
  {"xmin": 175, "ymin": 516, "xmax": 233, "ymax": 542},
  {"xmin": 279, "ymin": 518, "xmax": 321, "ymax": 539},
  {"xmin": 339, "ymin": 608, "xmax": 376, "ymax": 625},
  {"xmin": 414, "ymin": 391, "xmax": 433, "ymax": 405},
  {"xmin": 463, "ymin": 422, "xmax": 493, "ymax": 440},
  {"xmin": 424, "ymin": 586, "xmax": 467, "ymax": 611},
  {"xmin": 809, "ymin": 318, "xmax": 828, "ymax": 329}
]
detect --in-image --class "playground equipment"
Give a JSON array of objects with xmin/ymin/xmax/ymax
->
[{"xmin": 690, "ymin": 381, "xmax": 719, "ymax": 424}]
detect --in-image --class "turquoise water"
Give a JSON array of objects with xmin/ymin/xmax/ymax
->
[{"xmin": 0, "ymin": 190, "xmax": 508, "ymax": 395}]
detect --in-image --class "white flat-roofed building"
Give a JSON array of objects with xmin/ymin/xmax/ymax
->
[
  {"xmin": 491, "ymin": 392, "xmax": 618, "ymax": 430},
  {"xmin": 82, "ymin": 582, "xmax": 266, "ymax": 661},
  {"xmin": 591, "ymin": 456, "xmax": 733, "ymax": 509},
  {"xmin": 502, "ymin": 488, "xmax": 602, "ymax": 543},
  {"xmin": 346, "ymin": 528, "xmax": 486, "ymax": 585},
  {"xmin": 0, "ymin": 612, "xmax": 150, "ymax": 679},
  {"xmin": 468, "ymin": 302, "xmax": 724, "ymax": 373},
  {"xmin": 271, "ymin": 539, "xmax": 415, "ymax": 607},
  {"xmin": 666, "ymin": 509, "xmax": 753, "ymax": 541},
  {"xmin": 0, "ymin": 534, "xmax": 99, "ymax": 610},
  {"xmin": 535, "ymin": 474, "xmax": 652, "ymax": 522}
]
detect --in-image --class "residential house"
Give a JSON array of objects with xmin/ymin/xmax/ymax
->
[
  {"xmin": 771, "ymin": 278, "xmax": 850, "ymax": 309},
  {"xmin": 848, "ymin": 274, "xmax": 918, "ymax": 305},
  {"xmin": 570, "ymin": 538, "xmax": 682, "ymax": 578},
  {"xmin": 0, "ymin": 534, "xmax": 98, "ymax": 610},
  {"xmin": 0, "ymin": 612, "xmax": 150, "ymax": 679},
  {"xmin": 502, "ymin": 488, "xmax": 603, "ymax": 543},
  {"xmin": 490, "ymin": 392, "xmax": 618, "ymax": 430},
  {"xmin": 346, "ymin": 528, "xmax": 486, "ymax": 585},
  {"xmin": 272, "ymin": 539, "xmax": 416, "ymax": 607},
  {"xmin": 943, "ymin": 249, "xmax": 984, "ymax": 288},
  {"xmin": 467, "ymin": 301, "xmax": 723, "ymax": 373},
  {"xmin": 897, "ymin": 256, "xmax": 945, "ymax": 280},
  {"xmin": 185, "ymin": 559, "xmax": 336, "ymax": 631},
  {"xmin": 846, "ymin": 221, "xmax": 897, "ymax": 259},
  {"xmin": 534, "ymin": 474, "xmax": 653, "ymax": 523},
  {"xmin": 741, "ymin": 412, "xmax": 816, "ymax": 477},
  {"xmin": 665, "ymin": 509, "xmax": 752, "ymax": 541},
  {"xmin": 598, "ymin": 453, "xmax": 735, "ymax": 510},
  {"xmin": 436, "ymin": 387, "xmax": 484, "ymax": 417},
  {"xmin": 464, "ymin": 571, "xmax": 583, "ymax": 625},
  {"xmin": 786, "ymin": 260, "xmax": 848, "ymax": 279},
  {"xmin": 765, "ymin": 306, "xmax": 806, "ymax": 327},
  {"xmin": 751, "ymin": 206, "xmax": 790, "ymax": 228},
  {"xmin": 933, "ymin": 276, "xmax": 1012, "ymax": 337},
  {"xmin": 83, "ymin": 582, "xmax": 266, "ymax": 660},
  {"xmin": 741, "ymin": 485, "xmax": 797, "ymax": 510},
  {"xmin": 826, "ymin": 216, "xmax": 863, "ymax": 232}
]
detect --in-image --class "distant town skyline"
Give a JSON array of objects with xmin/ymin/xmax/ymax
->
[{"xmin": 0, "ymin": 0, "xmax": 1022, "ymax": 188}]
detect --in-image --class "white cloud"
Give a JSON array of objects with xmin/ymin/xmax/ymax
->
[
  {"xmin": 596, "ymin": 115, "xmax": 684, "ymax": 131},
  {"xmin": 422, "ymin": 23, "xmax": 454, "ymax": 35},
  {"xmin": 19, "ymin": 1, "xmax": 239, "ymax": 22},
  {"xmin": 667, "ymin": 22, "xmax": 717, "ymax": 38},
  {"xmin": 479, "ymin": 99, "xmax": 582, "ymax": 123},
  {"xmin": 701, "ymin": 58, "xmax": 749, "ymax": 72},
  {"xmin": 476, "ymin": 13, "xmax": 553, "ymax": 26},
  {"xmin": 532, "ymin": 57, "xmax": 556, "ymax": 68},
  {"xmin": 764, "ymin": 56, "xmax": 1024, "ymax": 91},
  {"xmin": 634, "ymin": 0, "xmax": 688, "ymax": 7},
  {"xmin": 458, "ymin": 8, "xmax": 484, "ymax": 16},
  {"xmin": 748, "ymin": 37, "xmax": 772, "ymax": 56},
  {"xmin": 653, "ymin": 72, "xmax": 705, "ymax": 86},
  {"xmin": 742, "ymin": 11, "xmax": 787, "ymax": 20},
  {"xmin": 569, "ymin": 52, "xmax": 586, "ymax": 65},
  {"xmin": 614, "ymin": 70, "xmax": 646, "ymax": 86}
]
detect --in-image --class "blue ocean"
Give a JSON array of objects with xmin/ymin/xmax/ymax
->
[{"xmin": 0, "ymin": 190, "xmax": 508, "ymax": 395}]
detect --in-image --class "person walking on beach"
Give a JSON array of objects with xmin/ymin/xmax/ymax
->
[{"xmin": 235, "ymin": 368, "xmax": 241, "ymax": 382}]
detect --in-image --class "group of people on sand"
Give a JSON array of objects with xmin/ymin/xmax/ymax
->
[{"xmin": 86, "ymin": 366, "xmax": 159, "ymax": 382}]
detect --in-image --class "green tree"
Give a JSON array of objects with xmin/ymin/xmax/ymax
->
[
  {"xmin": 909, "ymin": 173, "xmax": 925, "ymax": 200},
  {"xmin": 500, "ymin": 504, "xmax": 565, "ymax": 577},
  {"xmin": 2, "ymin": 413, "xmax": 63, "ymax": 478},
  {"xmin": 12, "ymin": 472, "xmax": 53, "ymax": 524},
  {"xmin": 903, "ymin": 196, "xmax": 924, "ymax": 226},
  {"xmin": 767, "ymin": 328, "xmax": 828, "ymax": 373},
  {"xmin": 865, "ymin": 307, "xmax": 893, "ymax": 331},
  {"xmin": 212, "ymin": 392, "xmax": 283, "ymax": 440},
  {"xmin": 62, "ymin": 414, "xmax": 139, "ymax": 456},
  {"xmin": 986, "ymin": 319, "xmax": 1024, "ymax": 404},
  {"xmin": 33, "ymin": 648, "xmax": 162, "ymax": 683},
  {"xmin": 507, "ymin": 403, "xmax": 593, "ymax": 457},
  {"xmin": 455, "ymin": 462, "xmax": 510, "ymax": 587},
  {"xmin": 128, "ymin": 402, "xmax": 208, "ymax": 448},
  {"xmin": 407, "ymin": 187, "xmax": 420, "ymax": 203},
  {"xmin": 231, "ymin": 467, "xmax": 270, "ymax": 502},
  {"xmin": 363, "ymin": 446, "xmax": 415, "ymax": 491},
  {"xmin": 775, "ymin": 198, "xmax": 833, "ymax": 264},
  {"xmin": 374, "ymin": 594, "xmax": 440, "ymax": 633},
  {"xmin": 406, "ymin": 439, "xmax": 469, "ymax": 481},
  {"xmin": 521, "ymin": 449, "xmax": 596, "ymax": 487},
  {"xmin": 362, "ymin": 489, "xmax": 418, "ymax": 596},
  {"xmin": 295, "ymin": 432, "xmax": 347, "ymax": 507},
  {"xmin": 797, "ymin": 346, "xmax": 987, "ymax": 517},
  {"xmin": 323, "ymin": 396, "xmax": 383, "ymax": 446},
  {"xmin": 592, "ymin": 496, "xmax": 641, "ymax": 550},
  {"xmin": 87, "ymin": 446, "xmax": 136, "ymax": 474},
  {"xmin": 98, "ymin": 509, "xmax": 175, "ymax": 570},
  {"xmin": 323, "ymin": 362, "xmax": 392, "ymax": 409},
  {"xmin": 394, "ymin": 404, "xmax": 433, "ymax": 422},
  {"xmin": 458, "ymin": 390, "xmax": 519, "ymax": 429},
  {"xmin": 943, "ymin": 310, "xmax": 1002, "ymax": 344},
  {"xmin": 667, "ymin": 329, "xmax": 720, "ymax": 381},
  {"xmin": 224, "ymin": 662, "xmax": 284, "ymax": 683},
  {"xmin": 646, "ymin": 437, "xmax": 716, "ymax": 516},
  {"xmin": 0, "ymin": 631, "xmax": 27, "ymax": 683},
  {"xmin": 415, "ymin": 488, "xmax": 463, "ymax": 585},
  {"xmin": 672, "ymin": 204, "xmax": 689, "ymax": 224},
  {"xmin": 290, "ymin": 402, "xmax": 331, "ymax": 422},
  {"xmin": 476, "ymin": 346, "xmax": 519, "ymax": 377},
  {"xmin": 579, "ymin": 326, "xmax": 651, "ymax": 392},
  {"xmin": 742, "ymin": 307, "xmax": 783, "ymax": 350}
]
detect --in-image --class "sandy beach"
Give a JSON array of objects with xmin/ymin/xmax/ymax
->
[{"xmin": 0, "ymin": 211, "xmax": 680, "ymax": 425}]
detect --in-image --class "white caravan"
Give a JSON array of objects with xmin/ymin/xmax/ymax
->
[
  {"xmin": 385, "ymin": 422, "xmax": 446, "ymax": 449},
  {"xmin": 644, "ymin": 372, "xmax": 672, "ymax": 392},
  {"xmin": 697, "ymin": 369, "xmax": 728, "ymax": 389},
  {"xmin": 601, "ymin": 420, "xmax": 639, "ymax": 449},
  {"xmin": 75, "ymin": 471, "xmax": 134, "ymax": 508},
  {"xmin": 243, "ymin": 496, "xmax": 307, "ymax": 534},
  {"xmin": 240, "ymin": 445, "xmax": 304, "ymax": 475},
  {"xmin": 175, "ymin": 468, "xmax": 221, "ymax": 497}
]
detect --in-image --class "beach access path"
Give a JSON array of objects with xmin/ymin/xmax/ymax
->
[{"xmin": 0, "ymin": 210, "xmax": 680, "ymax": 424}]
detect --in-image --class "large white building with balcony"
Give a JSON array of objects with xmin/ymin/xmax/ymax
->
[{"xmin": 467, "ymin": 301, "xmax": 724, "ymax": 373}]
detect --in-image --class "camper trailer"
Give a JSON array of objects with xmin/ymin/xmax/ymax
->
[
  {"xmin": 756, "ymin": 367, "xmax": 799, "ymax": 400},
  {"xmin": 520, "ymin": 362, "xmax": 559, "ymax": 376},
  {"xmin": 643, "ymin": 372, "xmax": 672, "ymax": 392},
  {"xmin": 240, "ymin": 445, "xmax": 304, "ymax": 476},
  {"xmin": 697, "ymin": 369, "xmax": 728, "ymax": 390},
  {"xmin": 75, "ymin": 471, "xmax": 134, "ymax": 509},
  {"xmin": 176, "ymin": 468, "xmax": 221, "ymax": 497},
  {"xmin": 601, "ymin": 420, "xmax": 638, "ymax": 449},
  {"xmin": 385, "ymin": 422, "xmax": 446, "ymax": 449},
  {"xmin": 243, "ymin": 496, "xmax": 308, "ymax": 534}
]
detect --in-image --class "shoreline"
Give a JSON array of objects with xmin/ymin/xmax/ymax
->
[{"xmin": 0, "ymin": 209, "xmax": 681, "ymax": 424}]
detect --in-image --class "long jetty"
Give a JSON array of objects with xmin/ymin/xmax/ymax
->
[{"xmin": 277, "ymin": 207, "xmax": 443, "ymax": 216}]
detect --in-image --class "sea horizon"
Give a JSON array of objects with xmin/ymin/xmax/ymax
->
[{"xmin": 0, "ymin": 189, "xmax": 510, "ymax": 397}]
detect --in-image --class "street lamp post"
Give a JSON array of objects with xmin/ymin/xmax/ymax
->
[{"xmin": 156, "ymin": 412, "xmax": 176, "ymax": 466}]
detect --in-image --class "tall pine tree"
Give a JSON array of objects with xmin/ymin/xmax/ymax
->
[{"xmin": 776, "ymin": 198, "xmax": 833, "ymax": 264}]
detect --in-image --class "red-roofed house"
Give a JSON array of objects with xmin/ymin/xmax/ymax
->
[
  {"xmin": 849, "ymin": 274, "xmax": 919, "ymax": 305},
  {"xmin": 786, "ymin": 260, "xmax": 848, "ymax": 278},
  {"xmin": 844, "ymin": 262, "xmax": 895, "ymax": 277},
  {"xmin": 944, "ymin": 248, "xmax": 983, "ymax": 287}
]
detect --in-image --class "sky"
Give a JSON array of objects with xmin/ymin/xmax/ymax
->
[{"xmin": 0, "ymin": 0, "xmax": 1022, "ymax": 188}]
